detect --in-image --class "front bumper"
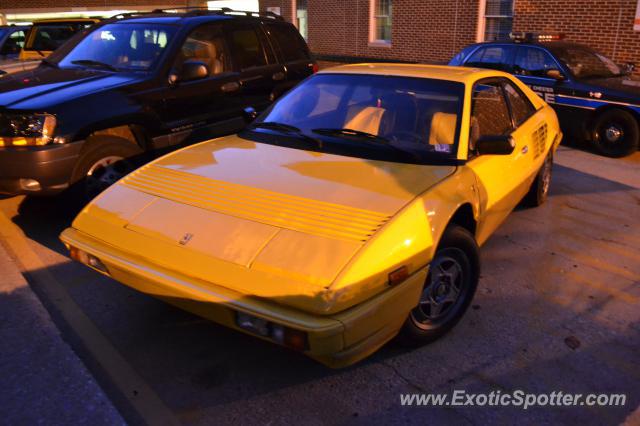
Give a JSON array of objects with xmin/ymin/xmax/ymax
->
[
  {"xmin": 61, "ymin": 227, "xmax": 427, "ymax": 368},
  {"xmin": 0, "ymin": 141, "xmax": 84, "ymax": 196}
]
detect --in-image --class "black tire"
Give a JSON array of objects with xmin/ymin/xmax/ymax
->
[
  {"xmin": 523, "ymin": 153, "xmax": 553, "ymax": 208},
  {"xmin": 70, "ymin": 135, "xmax": 143, "ymax": 200},
  {"xmin": 397, "ymin": 225, "xmax": 480, "ymax": 347},
  {"xmin": 591, "ymin": 109, "xmax": 639, "ymax": 158}
]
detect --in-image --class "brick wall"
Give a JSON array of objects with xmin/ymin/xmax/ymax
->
[
  {"xmin": 514, "ymin": 0, "xmax": 640, "ymax": 68},
  {"xmin": 0, "ymin": 0, "xmax": 186, "ymax": 11},
  {"xmin": 261, "ymin": 0, "xmax": 480, "ymax": 64}
]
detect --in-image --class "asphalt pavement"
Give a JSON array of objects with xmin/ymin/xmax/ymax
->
[{"xmin": 0, "ymin": 143, "xmax": 638, "ymax": 425}]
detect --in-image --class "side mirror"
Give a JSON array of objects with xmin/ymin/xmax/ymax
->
[
  {"xmin": 170, "ymin": 60, "xmax": 209, "ymax": 84},
  {"xmin": 476, "ymin": 135, "xmax": 515, "ymax": 156},
  {"xmin": 546, "ymin": 69, "xmax": 566, "ymax": 81},
  {"xmin": 623, "ymin": 62, "xmax": 635, "ymax": 75},
  {"xmin": 243, "ymin": 106, "xmax": 258, "ymax": 123}
]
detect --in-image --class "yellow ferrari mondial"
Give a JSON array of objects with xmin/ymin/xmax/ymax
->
[{"xmin": 61, "ymin": 64, "xmax": 561, "ymax": 367}]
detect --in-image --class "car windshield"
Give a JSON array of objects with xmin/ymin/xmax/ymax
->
[
  {"xmin": 552, "ymin": 46, "xmax": 623, "ymax": 79},
  {"xmin": 245, "ymin": 73, "xmax": 464, "ymax": 164},
  {"xmin": 58, "ymin": 23, "xmax": 175, "ymax": 72},
  {"xmin": 25, "ymin": 22, "xmax": 92, "ymax": 51}
]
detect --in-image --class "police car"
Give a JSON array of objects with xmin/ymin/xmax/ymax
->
[{"xmin": 450, "ymin": 33, "xmax": 640, "ymax": 157}]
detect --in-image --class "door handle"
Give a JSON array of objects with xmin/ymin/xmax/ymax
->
[
  {"xmin": 221, "ymin": 81, "xmax": 240, "ymax": 93},
  {"xmin": 521, "ymin": 145, "xmax": 529, "ymax": 154},
  {"xmin": 272, "ymin": 71, "xmax": 285, "ymax": 81}
]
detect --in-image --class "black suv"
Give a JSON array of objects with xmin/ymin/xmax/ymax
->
[{"xmin": 0, "ymin": 9, "xmax": 316, "ymax": 197}]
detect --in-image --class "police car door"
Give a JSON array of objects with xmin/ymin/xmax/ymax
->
[{"xmin": 513, "ymin": 46, "xmax": 560, "ymax": 107}]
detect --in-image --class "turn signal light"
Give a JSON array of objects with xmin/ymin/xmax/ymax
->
[
  {"xmin": 69, "ymin": 246, "xmax": 109, "ymax": 274},
  {"xmin": 388, "ymin": 265, "xmax": 409, "ymax": 286},
  {"xmin": 236, "ymin": 312, "xmax": 308, "ymax": 351}
]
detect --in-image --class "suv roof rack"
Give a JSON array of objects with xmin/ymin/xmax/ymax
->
[{"xmin": 119, "ymin": 7, "xmax": 284, "ymax": 21}]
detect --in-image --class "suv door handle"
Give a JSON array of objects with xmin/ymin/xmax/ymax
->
[
  {"xmin": 221, "ymin": 81, "xmax": 240, "ymax": 93},
  {"xmin": 272, "ymin": 71, "xmax": 285, "ymax": 81},
  {"xmin": 522, "ymin": 145, "xmax": 529, "ymax": 154}
]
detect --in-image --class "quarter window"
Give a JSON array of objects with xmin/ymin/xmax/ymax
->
[
  {"xmin": 370, "ymin": 0, "xmax": 392, "ymax": 43},
  {"xmin": 296, "ymin": 0, "xmax": 308, "ymax": 40},
  {"xmin": 514, "ymin": 47, "xmax": 557, "ymax": 78},
  {"xmin": 503, "ymin": 82, "xmax": 536, "ymax": 125},
  {"xmin": 227, "ymin": 25, "xmax": 267, "ymax": 70},
  {"xmin": 265, "ymin": 23, "xmax": 310, "ymax": 62},
  {"xmin": 465, "ymin": 45, "xmax": 515, "ymax": 72}
]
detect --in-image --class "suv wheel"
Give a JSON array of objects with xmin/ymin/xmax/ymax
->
[
  {"xmin": 397, "ymin": 225, "xmax": 480, "ymax": 346},
  {"xmin": 591, "ymin": 109, "xmax": 639, "ymax": 157},
  {"xmin": 71, "ymin": 136, "xmax": 143, "ymax": 200}
]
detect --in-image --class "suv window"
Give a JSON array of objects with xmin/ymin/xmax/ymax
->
[
  {"xmin": 514, "ymin": 47, "xmax": 557, "ymax": 78},
  {"xmin": 503, "ymin": 81, "xmax": 536, "ymax": 125},
  {"xmin": 1, "ymin": 30, "xmax": 25, "ymax": 55},
  {"xmin": 227, "ymin": 24, "xmax": 268, "ymax": 71},
  {"xmin": 471, "ymin": 82, "xmax": 513, "ymax": 143},
  {"xmin": 175, "ymin": 23, "xmax": 228, "ymax": 76},
  {"xmin": 27, "ymin": 22, "xmax": 91, "ymax": 51},
  {"xmin": 264, "ymin": 23, "xmax": 310, "ymax": 62},
  {"xmin": 465, "ymin": 45, "xmax": 515, "ymax": 72}
]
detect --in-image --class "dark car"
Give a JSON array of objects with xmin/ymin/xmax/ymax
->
[
  {"xmin": 0, "ymin": 9, "xmax": 316, "ymax": 197},
  {"xmin": 0, "ymin": 25, "xmax": 29, "ymax": 62},
  {"xmin": 449, "ymin": 34, "xmax": 640, "ymax": 157}
]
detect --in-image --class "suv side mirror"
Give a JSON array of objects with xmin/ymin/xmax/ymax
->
[
  {"xmin": 476, "ymin": 135, "xmax": 515, "ymax": 155},
  {"xmin": 623, "ymin": 62, "xmax": 635, "ymax": 75},
  {"xmin": 546, "ymin": 69, "xmax": 566, "ymax": 81},
  {"xmin": 243, "ymin": 107, "xmax": 258, "ymax": 123},
  {"xmin": 171, "ymin": 60, "xmax": 209, "ymax": 84}
]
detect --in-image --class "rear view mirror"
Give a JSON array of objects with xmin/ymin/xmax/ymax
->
[
  {"xmin": 476, "ymin": 135, "xmax": 515, "ymax": 155},
  {"xmin": 546, "ymin": 69, "xmax": 566, "ymax": 81},
  {"xmin": 171, "ymin": 60, "xmax": 209, "ymax": 84}
]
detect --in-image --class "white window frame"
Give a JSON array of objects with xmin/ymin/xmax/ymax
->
[
  {"xmin": 476, "ymin": 0, "xmax": 514, "ymax": 42},
  {"xmin": 369, "ymin": 0, "xmax": 392, "ymax": 47}
]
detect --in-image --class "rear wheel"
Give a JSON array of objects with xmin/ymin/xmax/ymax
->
[
  {"xmin": 398, "ymin": 225, "xmax": 480, "ymax": 346},
  {"xmin": 71, "ymin": 136, "xmax": 143, "ymax": 200},
  {"xmin": 523, "ymin": 153, "xmax": 552, "ymax": 207},
  {"xmin": 591, "ymin": 109, "xmax": 639, "ymax": 157}
]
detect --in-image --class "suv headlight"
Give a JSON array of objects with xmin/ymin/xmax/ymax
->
[{"xmin": 0, "ymin": 114, "xmax": 57, "ymax": 146}]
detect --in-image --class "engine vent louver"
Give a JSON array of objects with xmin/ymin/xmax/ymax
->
[{"xmin": 121, "ymin": 165, "xmax": 392, "ymax": 243}]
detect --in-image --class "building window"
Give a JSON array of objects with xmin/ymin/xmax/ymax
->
[
  {"xmin": 370, "ymin": 0, "xmax": 392, "ymax": 45},
  {"xmin": 296, "ymin": 0, "xmax": 308, "ymax": 40},
  {"xmin": 483, "ymin": 0, "xmax": 513, "ymax": 41}
]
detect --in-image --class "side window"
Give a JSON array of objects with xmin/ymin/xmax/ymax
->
[
  {"xmin": 174, "ymin": 24, "xmax": 228, "ymax": 77},
  {"xmin": 465, "ymin": 46, "xmax": 514, "ymax": 72},
  {"xmin": 1, "ymin": 31, "xmax": 24, "ymax": 54},
  {"xmin": 503, "ymin": 81, "xmax": 536, "ymax": 126},
  {"xmin": 264, "ymin": 23, "xmax": 310, "ymax": 62},
  {"xmin": 514, "ymin": 47, "xmax": 557, "ymax": 78},
  {"xmin": 470, "ymin": 82, "xmax": 513, "ymax": 150},
  {"xmin": 226, "ymin": 24, "xmax": 268, "ymax": 71}
]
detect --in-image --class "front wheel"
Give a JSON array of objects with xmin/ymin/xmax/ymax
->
[
  {"xmin": 397, "ymin": 225, "xmax": 480, "ymax": 346},
  {"xmin": 591, "ymin": 109, "xmax": 639, "ymax": 158}
]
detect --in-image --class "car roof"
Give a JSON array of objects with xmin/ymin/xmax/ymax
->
[
  {"xmin": 470, "ymin": 40, "xmax": 590, "ymax": 51},
  {"xmin": 32, "ymin": 18, "xmax": 100, "ymax": 24},
  {"xmin": 319, "ymin": 63, "xmax": 510, "ymax": 84}
]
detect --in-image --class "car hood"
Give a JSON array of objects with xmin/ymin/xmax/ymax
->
[
  {"xmin": 0, "ymin": 66, "xmax": 143, "ymax": 110},
  {"xmin": 581, "ymin": 75, "xmax": 640, "ymax": 99},
  {"xmin": 70, "ymin": 136, "xmax": 455, "ymax": 313}
]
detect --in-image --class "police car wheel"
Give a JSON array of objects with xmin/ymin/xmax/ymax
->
[
  {"xmin": 523, "ymin": 154, "xmax": 553, "ymax": 208},
  {"xmin": 592, "ymin": 109, "xmax": 639, "ymax": 158}
]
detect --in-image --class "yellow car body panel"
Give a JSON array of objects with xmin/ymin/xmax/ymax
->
[{"xmin": 61, "ymin": 64, "xmax": 561, "ymax": 367}]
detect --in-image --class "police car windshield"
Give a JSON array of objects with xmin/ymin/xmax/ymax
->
[
  {"xmin": 552, "ymin": 47, "xmax": 623, "ymax": 79},
  {"xmin": 58, "ymin": 23, "xmax": 175, "ymax": 72},
  {"xmin": 248, "ymin": 73, "xmax": 464, "ymax": 164}
]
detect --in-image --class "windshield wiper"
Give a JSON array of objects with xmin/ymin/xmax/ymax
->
[
  {"xmin": 70, "ymin": 59, "xmax": 118, "ymax": 72},
  {"xmin": 250, "ymin": 121, "xmax": 322, "ymax": 147},
  {"xmin": 311, "ymin": 127, "xmax": 414, "ymax": 157}
]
